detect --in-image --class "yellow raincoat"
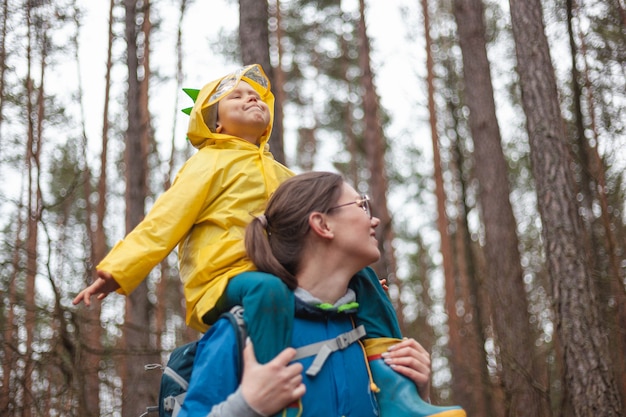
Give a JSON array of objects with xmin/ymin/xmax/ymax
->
[{"xmin": 97, "ymin": 65, "xmax": 294, "ymax": 332}]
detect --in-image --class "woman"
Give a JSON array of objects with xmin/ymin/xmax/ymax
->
[{"xmin": 180, "ymin": 172, "xmax": 465, "ymax": 417}]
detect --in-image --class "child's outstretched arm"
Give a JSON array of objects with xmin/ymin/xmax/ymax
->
[{"xmin": 72, "ymin": 270, "xmax": 121, "ymax": 306}]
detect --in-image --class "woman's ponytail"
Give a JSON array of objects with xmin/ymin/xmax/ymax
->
[{"xmin": 245, "ymin": 216, "xmax": 297, "ymax": 289}]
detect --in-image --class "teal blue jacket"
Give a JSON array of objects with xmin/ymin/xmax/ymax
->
[{"xmin": 180, "ymin": 291, "xmax": 380, "ymax": 417}]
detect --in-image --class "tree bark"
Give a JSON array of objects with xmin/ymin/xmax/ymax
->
[
  {"xmin": 357, "ymin": 0, "xmax": 398, "ymax": 288},
  {"xmin": 567, "ymin": 2, "xmax": 626, "ymax": 407},
  {"xmin": 449, "ymin": 104, "xmax": 501, "ymax": 415},
  {"xmin": 239, "ymin": 0, "xmax": 286, "ymax": 164},
  {"xmin": 22, "ymin": 4, "xmax": 46, "ymax": 414},
  {"xmin": 0, "ymin": 0, "xmax": 8, "ymax": 143},
  {"xmin": 269, "ymin": 0, "xmax": 287, "ymax": 166},
  {"xmin": 421, "ymin": 0, "xmax": 466, "ymax": 406},
  {"xmin": 2, "ymin": 199, "xmax": 24, "ymax": 414},
  {"xmin": 69, "ymin": 0, "xmax": 112, "ymax": 411},
  {"xmin": 122, "ymin": 0, "xmax": 159, "ymax": 415},
  {"xmin": 454, "ymin": 0, "xmax": 551, "ymax": 415},
  {"xmin": 509, "ymin": 0, "xmax": 623, "ymax": 414}
]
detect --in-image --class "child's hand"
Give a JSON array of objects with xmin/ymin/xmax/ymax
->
[
  {"xmin": 382, "ymin": 338, "xmax": 431, "ymax": 401},
  {"xmin": 379, "ymin": 278, "xmax": 389, "ymax": 291},
  {"xmin": 72, "ymin": 270, "xmax": 121, "ymax": 306}
]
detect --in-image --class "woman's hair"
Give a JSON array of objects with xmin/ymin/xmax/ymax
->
[{"xmin": 245, "ymin": 171, "xmax": 344, "ymax": 289}]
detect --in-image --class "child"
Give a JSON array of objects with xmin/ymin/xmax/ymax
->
[
  {"xmin": 74, "ymin": 64, "xmax": 295, "ymax": 363},
  {"xmin": 72, "ymin": 64, "xmax": 402, "ymax": 369}
]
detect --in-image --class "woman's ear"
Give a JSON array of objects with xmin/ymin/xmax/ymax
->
[
  {"xmin": 215, "ymin": 122, "xmax": 223, "ymax": 133},
  {"xmin": 308, "ymin": 212, "xmax": 333, "ymax": 239}
]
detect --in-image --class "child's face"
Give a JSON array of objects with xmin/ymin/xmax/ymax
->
[{"xmin": 215, "ymin": 81, "xmax": 271, "ymax": 144}]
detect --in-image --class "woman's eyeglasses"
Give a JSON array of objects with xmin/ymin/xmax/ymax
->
[{"xmin": 327, "ymin": 195, "xmax": 372, "ymax": 219}]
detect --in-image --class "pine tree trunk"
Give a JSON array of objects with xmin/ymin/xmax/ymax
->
[
  {"xmin": 0, "ymin": 0, "xmax": 8, "ymax": 138},
  {"xmin": 122, "ymin": 0, "xmax": 159, "ymax": 415},
  {"xmin": 78, "ymin": 187, "xmax": 104, "ymax": 417},
  {"xmin": 421, "ymin": 0, "xmax": 465, "ymax": 405},
  {"xmin": 72, "ymin": 0, "xmax": 115, "ymax": 413},
  {"xmin": 450, "ymin": 133, "xmax": 501, "ymax": 415},
  {"xmin": 567, "ymin": 1, "xmax": 626, "ymax": 405},
  {"xmin": 340, "ymin": 31, "xmax": 359, "ymax": 190},
  {"xmin": 239, "ymin": 0, "xmax": 286, "ymax": 164},
  {"xmin": 509, "ymin": 0, "xmax": 623, "ymax": 414},
  {"xmin": 439, "ymin": 34, "xmax": 499, "ymax": 413},
  {"xmin": 22, "ymin": 6, "xmax": 46, "ymax": 413},
  {"xmin": 357, "ymin": 0, "xmax": 397, "ymax": 288},
  {"xmin": 2, "ymin": 207, "xmax": 24, "ymax": 414},
  {"xmin": 269, "ymin": 0, "xmax": 287, "ymax": 166},
  {"xmin": 454, "ymin": 0, "xmax": 551, "ymax": 415}
]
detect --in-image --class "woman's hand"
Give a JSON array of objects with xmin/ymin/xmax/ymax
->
[
  {"xmin": 240, "ymin": 340, "xmax": 306, "ymax": 416},
  {"xmin": 72, "ymin": 270, "xmax": 121, "ymax": 306},
  {"xmin": 382, "ymin": 338, "xmax": 431, "ymax": 401}
]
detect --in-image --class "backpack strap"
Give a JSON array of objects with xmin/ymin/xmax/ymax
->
[
  {"xmin": 222, "ymin": 305, "xmax": 247, "ymax": 380},
  {"xmin": 293, "ymin": 324, "xmax": 366, "ymax": 376},
  {"xmin": 162, "ymin": 357, "xmax": 193, "ymax": 416},
  {"xmin": 163, "ymin": 367, "xmax": 189, "ymax": 392},
  {"xmin": 160, "ymin": 306, "xmax": 247, "ymax": 417}
]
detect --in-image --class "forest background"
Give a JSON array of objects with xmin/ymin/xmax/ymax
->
[{"xmin": 0, "ymin": 0, "xmax": 624, "ymax": 416}]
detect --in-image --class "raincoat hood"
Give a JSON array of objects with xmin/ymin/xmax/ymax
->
[{"xmin": 186, "ymin": 64, "xmax": 275, "ymax": 150}]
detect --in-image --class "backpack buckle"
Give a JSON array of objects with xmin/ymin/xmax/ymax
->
[{"xmin": 335, "ymin": 334, "xmax": 350, "ymax": 350}]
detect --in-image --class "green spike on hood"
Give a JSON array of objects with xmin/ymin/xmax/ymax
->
[
  {"xmin": 181, "ymin": 88, "xmax": 201, "ymax": 140},
  {"xmin": 181, "ymin": 89, "xmax": 200, "ymax": 140},
  {"xmin": 183, "ymin": 88, "xmax": 200, "ymax": 101},
  {"xmin": 181, "ymin": 88, "xmax": 199, "ymax": 115}
]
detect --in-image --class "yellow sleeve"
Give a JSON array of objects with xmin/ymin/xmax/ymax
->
[{"xmin": 97, "ymin": 150, "xmax": 217, "ymax": 295}]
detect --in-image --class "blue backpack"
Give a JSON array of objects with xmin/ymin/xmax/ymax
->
[
  {"xmin": 141, "ymin": 304, "xmax": 365, "ymax": 417},
  {"xmin": 142, "ymin": 306, "xmax": 247, "ymax": 417}
]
